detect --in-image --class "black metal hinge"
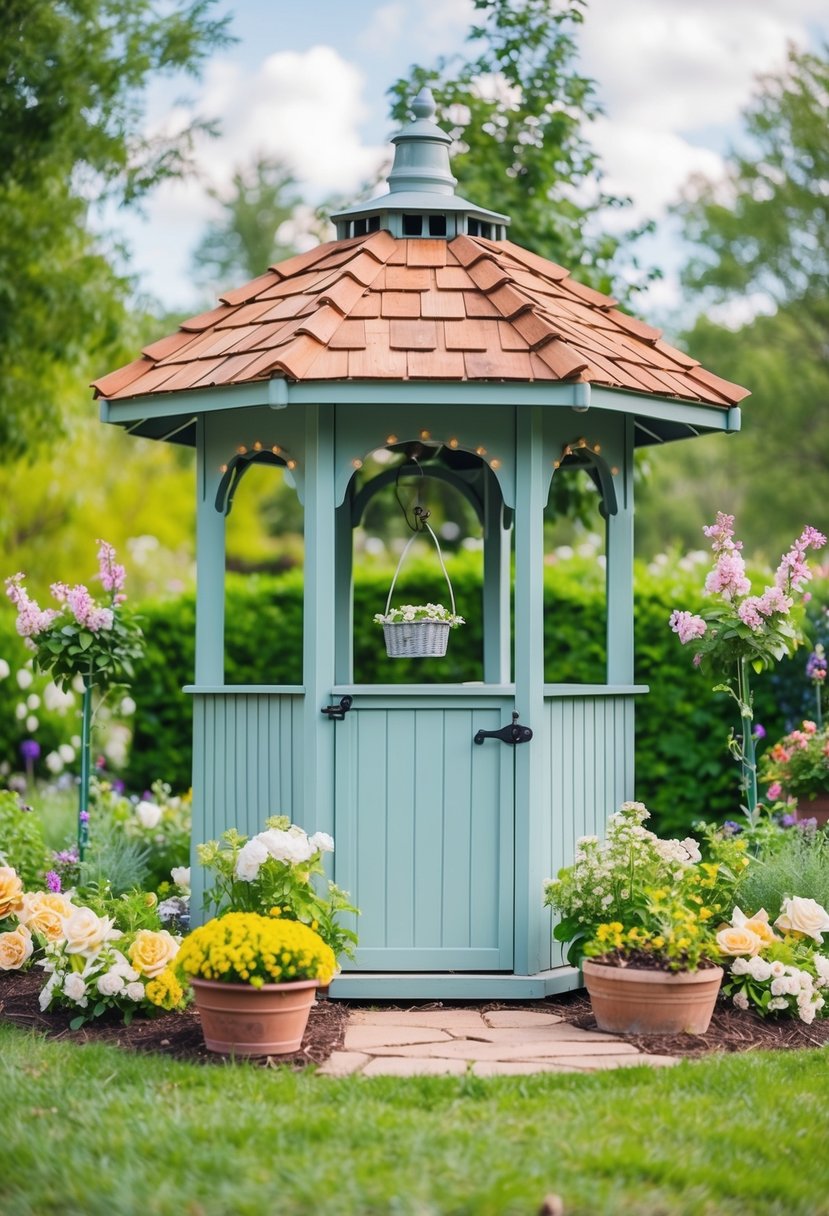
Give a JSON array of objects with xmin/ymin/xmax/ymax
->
[
  {"xmin": 321, "ymin": 695, "xmax": 353, "ymax": 721},
  {"xmin": 474, "ymin": 712, "xmax": 533, "ymax": 746}
]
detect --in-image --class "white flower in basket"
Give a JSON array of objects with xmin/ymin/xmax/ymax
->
[{"xmin": 374, "ymin": 526, "xmax": 464, "ymax": 658}]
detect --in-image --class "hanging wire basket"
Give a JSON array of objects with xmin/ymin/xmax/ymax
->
[{"xmin": 377, "ymin": 523, "xmax": 462, "ymax": 659}]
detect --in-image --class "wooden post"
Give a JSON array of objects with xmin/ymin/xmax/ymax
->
[
  {"xmin": 483, "ymin": 468, "xmax": 511, "ymax": 685},
  {"xmin": 606, "ymin": 416, "xmax": 634, "ymax": 686},
  {"xmin": 512, "ymin": 407, "xmax": 550, "ymax": 975},
  {"xmin": 194, "ymin": 417, "xmax": 226, "ymax": 686}
]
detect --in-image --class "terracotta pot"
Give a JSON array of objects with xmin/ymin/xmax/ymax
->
[
  {"xmin": 792, "ymin": 793, "xmax": 829, "ymax": 827},
  {"xmin": 582, "ymin": 960, "xmax": 724, "ymax": 1035},
  {"xmin": 190, "ymin": 977, "xmax": 318, "ymax": 1056}
]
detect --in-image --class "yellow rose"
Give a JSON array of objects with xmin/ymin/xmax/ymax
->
[
  {"xmin": 17, "ymin": 892, "xmax": 75, "ymax": 942},
  {"xmin": 128, "ymin": 929, "xmax": 180, "ymax": 977},
  {"xmin": 715, "ymin": 925, "xmax": 763, "ymax": 956},
  {"xmin": 61, "ymin": 907, "xmax": 119, "ymax": 957},
  {"xmin": 0, "ymin": 866, "xmax": 24, "ymax": 919},
  {"xmin": 0, "ymin": 926, "xmax": 33, "ymax": 970}
]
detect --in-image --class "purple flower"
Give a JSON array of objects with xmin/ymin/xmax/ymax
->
[
  {"xmin": 112, "ymin": 777, "xmax": 126, "ymax": 794},
  {"xmin": 721, "ymin": 820, "xmax": 742, "ymax": 836},
  {"xmin": 45, "ymin": 870, "xmax": 62, "ymax": 893},
  {"xmin": 53, "ymin": 849, "xmax": 79, "ymax": 864},
  {"xmin": 806, "ymin": 647, "xmax": 827, "ymax": 683},
  {"xmin": 79, "ymin": 810, "xmax": 90, "ymax": 824},
  {"xmin": 20, "ymin": 739, "xmax": 41, "ymax": 762},
  {"xmin": 753, "ymin": 724, "xmax": 766, "ymax": 740},
  {"xmin": 780, "ymin": 814, "xmax": 797, "ymax": 828}
]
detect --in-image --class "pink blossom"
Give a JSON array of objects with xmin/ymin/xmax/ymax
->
[
  {"xmin": 4, "ymin": 574, "xmax": 58, "ymax": 638},
  {"xmin": 803, "ymin": 720, "xmax": 817, "ymax": 735},
  {"xmin": 97, "ymin": 539, "xmax": 126, "ymax": 594},
  {"xmin": 702, "ymin": 512, "xmax": 742, "ymax": 553},
  {"xmin": 668, "ymin": 610, "xmax": 707, "ymax": 645},
  {"xmin": 737, "ymin": 598, "xmax": 764, "ymax": 631},
  {"xmin": 767, "ymin": 782, "xmax": 782, "ymax": 801},
  {"xmin": 704, "ymin": 551, "xmax": 751, "ymax": 600},
  {"xmin": 65, "ymin": 585, "xmax": 114, "ymax": 633},
  {"xmin": 775, "ymin": 527, "xmax": 827, "ymax": 594}
]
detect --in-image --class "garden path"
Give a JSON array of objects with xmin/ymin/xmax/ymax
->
[{"xmin": 319, "ymin": 1007, "xmax": 681, "ymax": 1077}]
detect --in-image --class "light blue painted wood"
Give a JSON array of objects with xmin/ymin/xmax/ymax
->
[
  {"xmin": 189, "ymin": 692, "xmax": 305, "ymax": 923},
  {"xmin": 483, "ymin": 469, "xmax": 512, "ymax": 683},
  {"xmin": 194, "ymin": 418, "xmax": 225, "ymax": 686},
  {"xmin": 334, "ymin": 499, "xmax": 354, "ymax": 684},
  {"xmin": 334, "ymin": 697, "xmax": 514, "ymax": 970},
  {"xmin": 302, "ymin": 404, "xmax": 338, "ymax": 842},
  {"xmin": 512, "ymin": 407, "xmax": 550, "ymax": 977},
  {"xmin": 606, "ymin": 415, "xmax": 635, "ymax": 684},
  {"xmin": 544, "ymin": 692, "xmax": 637, "ymax": 967},
  {"xmin": 329, "ymin": 967, "xmax": 581, "ymax": 1000}
]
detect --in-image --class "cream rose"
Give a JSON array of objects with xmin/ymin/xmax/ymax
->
[
  {"xmin": 17, "ymin": 891, "xmax": 75, "ymax": 942},
  {"xmin": 775, "ymin": 897, "xmax": 829, "ymax": 942},
  {"xmin": 731, "ymin": 906, "xmax": 779, "ymax": 947},
  {"xmin": 135, "ymin": 800, "xmax": 162, "ymax": 830},
  {"xmin": 0, "ymin": 926, "xmax": 33, "ymax": 970},
  {"xmin": 128, "ymin": 929, "xmax": 180, "ymax": 977},
  {"xmin": 61, "ymin": 907, "xmax": 119, "ymax": 957},
  {"xmin": 0, "ymin": 866, "xmax": 24, "ymax": 919},
  {"xmin": 715, "ymin": 925, "xmax": 763, "ymax": 956}
]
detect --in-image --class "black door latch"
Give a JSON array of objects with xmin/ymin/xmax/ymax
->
[
  {"xmin": 474, "ymin": 712, "xmax": 533, "ymax": 746},
  {"xmin": 321, "ymin": 695, "xmax": 353, "ymax": 720}
]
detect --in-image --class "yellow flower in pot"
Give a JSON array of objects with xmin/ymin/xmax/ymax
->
[{"xmin": 176, "ymin": 912, "xmax": 336, "ymax": 1057}]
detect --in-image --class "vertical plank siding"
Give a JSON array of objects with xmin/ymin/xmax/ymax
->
[{"xmin": 544, "ymin": 692, "xmax": 636, "ymax": 969}]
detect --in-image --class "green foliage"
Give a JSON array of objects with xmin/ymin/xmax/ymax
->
[
  {"xmin": 78, "ymin": 820, "xmax": 151, "ymax": 898},
  {"xmin": 191, "ymin": 155, "xmax": 301, "ymax": 292},
  {"xmin": 735, "ymin": 828, "xmax": 829, "ymax": 922},
  {"xmin": 388, "ymin": 0, "xmax": 654, "ymax": 297},
  {"xmin": 0, "ymin": 790, "xmax": 49, "ymax": 889},
  {"xmin": 0, "ymin": 0, "xmax": 232, "ymax": 455}
]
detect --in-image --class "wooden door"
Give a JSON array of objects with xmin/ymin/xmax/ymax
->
[{"xmin": 333, "ymin": 692, "xmax": 515, "ymax": 971}]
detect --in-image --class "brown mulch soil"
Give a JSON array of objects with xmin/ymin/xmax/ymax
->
[{"xmin": 2, "ymin": 969, "xmax": 828, "ymax": 1068}]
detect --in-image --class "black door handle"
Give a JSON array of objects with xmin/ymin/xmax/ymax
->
[{"xmin": 474, "ymin": 712, "xmax": 532, "ymax": 746}]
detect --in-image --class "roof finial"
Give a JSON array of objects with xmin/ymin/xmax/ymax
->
[{"xmin": 411, "ymin": 87, "xmax": 437, "ymax": 121}]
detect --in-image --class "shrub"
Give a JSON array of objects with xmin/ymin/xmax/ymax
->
[
  {"xmin": 734, "ymin": 828, "xmax": 829, "ymax": 922},
  {"xmin": 0, "ymin": 790, "xmax": 50, "ymax": 889}
]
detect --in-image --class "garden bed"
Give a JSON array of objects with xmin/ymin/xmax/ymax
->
[{"xmin": 3, "ymin": 968, "xmax": 828, "ymax": 1067}]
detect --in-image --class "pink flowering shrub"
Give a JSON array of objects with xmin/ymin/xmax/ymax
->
[
  {"xmin": 4, "ymin": 540, "xmax": 143, "ymax": 690},
  {"xmin": 669, "ymin": 514, "xmax": 826, "ymax": 813}
]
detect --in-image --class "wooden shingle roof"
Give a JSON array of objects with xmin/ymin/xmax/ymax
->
[{"xmin": 92, "ymin": 230, "xmax": 748, "ymax": 408}]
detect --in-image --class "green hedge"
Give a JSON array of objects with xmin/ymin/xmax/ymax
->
[{"xmin": 124, "ymin": 556, "xmax": 822, "ymax": 836}]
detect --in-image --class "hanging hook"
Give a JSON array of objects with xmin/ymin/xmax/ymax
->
[{"xmin": 395, "ymin": 456, "xmax": 431, "ymax": 532}]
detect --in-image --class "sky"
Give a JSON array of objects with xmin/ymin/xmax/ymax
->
[{"xmin": 118, "ymin": 0, "xmax": 828, "ymax": 326}]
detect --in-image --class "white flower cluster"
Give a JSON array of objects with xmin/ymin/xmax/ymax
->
[
  {"xmin": 235, "ymin": 825, "xmax": 334, "ymax": 882},
  {"xmin": 730, "ymin": 954, "xmax": 828, "ymax": 1024},
  {"xmin": 374, "ymin": 603, "xmax": 464, "ymax": 626},
  {"xmin": 544, "ymin": 801, "xmax": 702, "ymax": 926}
]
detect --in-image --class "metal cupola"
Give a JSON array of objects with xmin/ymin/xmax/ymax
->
[{"xmin": 331, "ymin": 87, "xmax": 510, "ymax": 241}]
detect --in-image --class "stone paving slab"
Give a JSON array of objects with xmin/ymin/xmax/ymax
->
[
  {"xmin": 481, "ymin": 1011, "xmax": 564, "ymax": 1028},
  {"xmin": 317, "ymin": 1007, "xmax": 682, "ymax": 1077},
  {"xmin": 357, "ymin": 1038, "xmax": 642, "ymax": 1062},
  {"xmin": 344, "ymin": 1025, "xmax": 452, "ymax": 1049},
  {"xmin": 348, "ymin": 1009, "xmax": 488, "ymax": 1029}
]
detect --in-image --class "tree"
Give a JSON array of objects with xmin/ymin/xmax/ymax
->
[
  {"xmin": 192, "ymin": 156, "xmax": 304, "ymax": 291},
  {"xmin": 639, "ymin": 45, "xmax": 829, "ymax": 559},
  {"xmin": 0, "ymin": 0, "xmax": 232, "ymax": 456},
  {"xmin": 388, "ymin": 0, "xmax": 654, "ymax": 296}
]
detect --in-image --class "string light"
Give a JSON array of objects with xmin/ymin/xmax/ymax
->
[
  {"xmin": 271, "ymin": 445, "xmax": 281, "ymax": 454},
  {"xmin": 553, "ymin": 460, "xmax": 561, "ymax": 469},
  {"xmin": 578, "ymin": 437, "xmax": 587, "ymax": 448},
  {"xmin": 420, "ymin": 429, "xmax": 431, "ymax": 440},
  {"xmin": 286, "ymin": 459, "xmax": 297, "ymax": 471},
  {"xmin": 386, "ymin": 434, "xmax": 398, "ymax": 445},
  {"xmin": 475, "ymin": 445, "xmax": 487, "ymax": 456},
  {"xmin": 253, "ymin": 440, "xmax": 262, "ymax": 451},
  {"xmin": 448, "ymin": 438, "xmax": 459, "ymax": 449},
  {"xmin": 219, "ymin": 464, "xmax": 228, "ymax": 473},
  {"xmin": 490, "ymin": 458, "xmax": 501, "ymax": 470},
  {"xmin": 352, "ymin": 458, "xmax": 363, "ymax": 469},
  {"xmin": 237, "ymin": 444, "xmax": 247, "ymax": 454},
  {"xmin": 593, "ymin": 444, "xmax": 601, "ymax": 454},
  {"xmin": 611, "ymin": 466, "xmax": 619, "ymax": 476}
]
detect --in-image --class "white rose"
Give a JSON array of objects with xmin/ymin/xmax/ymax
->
[
  {"xmin": 170, "ymin": 866, "xmax": 191, "ymax": 892},
  {"xmin": 61, "ymin": 907, "xmax": 119, "ymax": 957},
  {"xmin": 767, "ymin": 997, "xmax": 788, "ymax": 1011},
  {"xmin": 813, "ymin": 955, "xmax": 829, "ymax": 986},
  {"xmin": 732, "ymin": 991, "xmax": 749, "ymax": 1010},
  {"xmin": 234, "ymin": 837, "xmax": 269, "ymax": 882},
  {"xmin": 125, "ymin": 981, "xmax": 145, "ymax": 1001},
  {"xmin": 775, "ymin": 897, "xmax": 829, "ymax": 942},
  {"xmin": 39, "ymin": 972, "xmax": 59, "ymax": 1011},
  {"xmin": 63, "ymin": 972, "xmax": 88, "ymax": 1003},
  {"xmin": 258, "ymin": 828, "xmax": 313, "ymax": 865},
  {"xmin": 680, "ymin": 837, "xmax": 702, "ymax": 863},
  {"xmin": 746, "ymin": 957, "xmax": 772, "ymax": 982},
  {"xmin": 135, "ymin": 801, "xmax": 162, "ymax": 830},
  {"xmin": 769, "ymin": 960, "xmax": 786, "ymax": 978},
  {"xmin": 97, "ymin": 970, "xmax": 125, "ymax": 997},
  {"xmin": 730, "ymin": 957, "xmax": 751, "ymax": 976},
  {"xmin": 309, "ymin": 832, "xmax": 334, "ymax": 854},
  {"xmin": 799, "ymin": 1004, "xmax": 816, "ymax": 1025}
]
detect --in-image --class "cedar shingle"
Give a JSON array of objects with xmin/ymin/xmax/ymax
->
[
  {"xmin": 435, "ymin": 266, "xmax": 475, "ymax": 290},
  {"xmin": 533, "ymin": 340, "xmax": 589, "ymax": 380},
  {"xmin": 390, "ymin": 320, "xmax": 438, "ymax": 350},
  {"xmin": 141, "ymin": 331, "xmax": 200, "ymax": 361},
  {"xmin": 487, "ymin": 283, "xmax": 534, "ymax": 320},
  {"xmin": 464, "ymin": 349, "xmax": 533, "ymax": 379},
  {"xmin": 381, "ymin": 292, "xmax": 422, "ymax": 318},
  {"xmin": 443, "ymin": 320, "xmax": 491, "ymax": 351},
  {"xmin": 407, "ymin": 350, "xmax": 465, "ymax": 379},
  {"xmin": 328, "ymin": 320, "xmax": 367, "ymax": 350},
  {"xmin": 466, "ymin": 258, "xmax": 511, "ymax": 293},
  {"xmin": 297, "ymin": 305, "xmax": 345, "ymax": 345},
  {"xmin": 463, "ymin": 292, "xmax": 499, "ymax": 318},
  {"xmin": 405, "ymin": 239, "xmax": 447, "ymax": 267},
  {"xmin": 382, "ymin": 266, "xmax": 432, "ymax": 290},
  {"xmin": 420, "ymin": 290, "xmax": 466, "ymax": 319},
  {"xmin": 318, "ymin": 276, "xmax": 369, "ymax": 315},
  {"xmin": 92, "ymin": 357, "xmax": 153, "ymax": 399},
  {"xmin": 219, "ymin": 272, "xmax": 278, "ymax": 307},
  {"xmin": 348, "ymin": 346, "xmax": 408, "ymax": 378}
]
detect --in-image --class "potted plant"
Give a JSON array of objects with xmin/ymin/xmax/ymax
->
[
  {"xmin": 373, "ymin": 602, "xmax": 465, "ymax": 658},
  {"xmin": 544, "ymin": 801, "xmax": 746, "ymax": 1034},
  {"xmin": 197, "ymin": 816, "xmax": 358, "ymax": 966},
  {"xmin": 760, "ymin": 720, "xmax": 829, "ymax": 826},
  {"xmin": 175, "ymin": 911, "xmax": 336, "ymax": 1055}
]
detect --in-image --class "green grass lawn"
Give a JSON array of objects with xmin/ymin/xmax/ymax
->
[{"xmin": 1, "ymin": 1025, "xmax": 828, "ymax": 1216}]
